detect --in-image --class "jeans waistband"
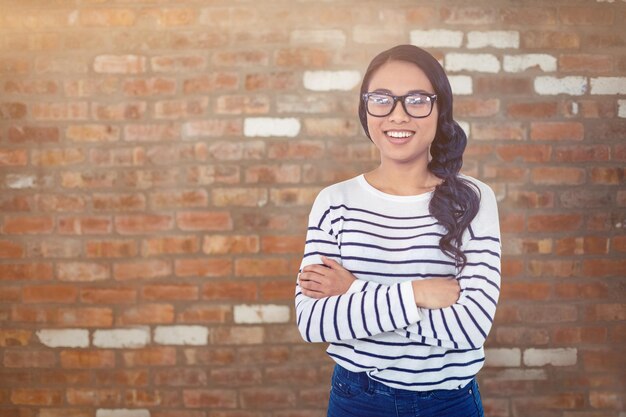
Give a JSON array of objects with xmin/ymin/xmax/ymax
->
[{"xmin": 333, "ymin": 364, "xmax": 475, "ymax": 396}]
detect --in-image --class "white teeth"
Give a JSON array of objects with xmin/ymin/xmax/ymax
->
[{"xmin": 386, "ymin": 131, "xmax": 412, "ymax": 138}]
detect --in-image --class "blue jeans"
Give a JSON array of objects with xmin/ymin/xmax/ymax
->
[{"xmin": 327, "ymin": 365, "xmax": 484, "ymax": 417}]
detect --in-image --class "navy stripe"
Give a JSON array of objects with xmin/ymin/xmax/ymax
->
[
  {"xmin": 465, "ymin": 261, "xmax": 500, "ymax": 274},
  {"xmin": 468, "ymin": 225, "xmax": 500, "ymax": 243},
  {"xmin": 464, "ymin": 287, "xmax": 498, "ymax": 308},
  {"xmin": 465, "ymin": 296, "xmax": 493, "ymax": 324},
  {"xmin": 305, "ymin": 299, "xmax": 320, "ymax": 342},
  {"xmin": 327, "ymin": 352, "xmax": 483, "ymax": 387},
  {"xmin": 329, "ymin": 204, "xmax": 433, "ymax": 221},
  {"xmin": 386, "ymin": 357, "xmax": 485, "ymax": 374},
  {"xmin": 331, "ymin": 216, "xmax": 439, "ymax": 231},
  {"xmin": 338, "ymin": 229, "xmax": 444, "ymax": 241},
  {"xmin": 440, "ymin": 309, "xmax": 458, "ymax": 349},
  {"xmin": 333, "ymin": 296, "xmax": 340, "ymax": 340},
  {"xmin": 462, "ymin": 303, "xmax": 488, "ymax": 341},
  {"xmin": 351, "ymin": 270, "xmax": 453, "ymax": 278},
  {"xmin": 317, "ymin": 208, "xmax": 331, "ymax": 229},
  {"xmin": 347, "ymin": 293, "xmax": 357, "ymax": 339},
  {"xmin": 361, "ymin": 291, "xmax": 372, "ymax": 337},
  {"xmin": 305, "ymin": 238, "xmax": 336, "ymax": 245},
  {"xmin": 341, "ymin": 242, "xmax": 441, "ymax": 252},
  {"xmin": 457, "ymin": 274, "xmax": 501, "ymax": 292},
  {"xmin": 341, "ymin": 256, "xmax": 456, "ymax": 266},
  {"xmin": 319, "ymin": 297, "xmax": 330, "ymax": 342},
  {"xmin": 397, "ymin": 284, "xmax": 410, "ymax": 326},
  {"xmin": 386, "ymin": 289, "xmax": 397, "ymax": 329},
  {"xmin": 465, "ymin": 248, "xmax": 500, "ymax": 258},
  {"xmin": 451, "ymin": 307, "xmax": 475, "ymax": 349},
  {"xmin": 302, "ymin": 251, "xmax": 341, "ymax": 259},
  {"xmin": 428, "ymin": 310, "xmax": 440, "ymax": 347},
  {"xmin": 373, "ymin": 285, "xmax": 383, "ymax": 333},
  {"xmin": 331, "ymin": 342, "xmax": 478, "ymax": 361}
]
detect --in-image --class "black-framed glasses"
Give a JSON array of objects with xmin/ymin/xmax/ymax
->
[{"xmin": 362, "ymin": 92, "xmax": 437, "ymax": 118}]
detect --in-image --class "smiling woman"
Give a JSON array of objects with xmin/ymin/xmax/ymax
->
[{"xmin": 295, "ymin": 45, "xmax": 501, "ymax": 417}]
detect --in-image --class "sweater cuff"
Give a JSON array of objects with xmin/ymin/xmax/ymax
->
[
  {"xmin": 400, "ymin": 280, "xmax": 421, "ymax": 325},
  {"xmin": 346, "ymin": 279, "xmax": 367, "ymax": 294}
]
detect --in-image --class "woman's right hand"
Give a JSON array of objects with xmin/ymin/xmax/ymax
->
[{"xmin": 411, "ymin": 277, "xmax": 460, "ymax": 309}]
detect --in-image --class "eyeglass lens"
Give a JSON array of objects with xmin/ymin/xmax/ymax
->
[{"xmin": 366, "ymin": 93, "xmax": 434, "ymax": 118}]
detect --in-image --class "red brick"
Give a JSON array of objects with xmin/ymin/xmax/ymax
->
[
  {"xmin": 552, "ymin": 327, "xmax": 608, "ymax": 344},
  {"xmin": 22, "ymin": 285, "xmax": 78, "ymax": 303},
  {"xmin": 3, "ymin": 350, "xmax": 56, "ymax": 368},
  {"xmin": 31, "ymin": 148, "xmax": 85, "ymax": 166},
  {"xmin": 612, "ymin": 236, "xmax": 626, "ymax": 253},
  {"xmin": 66, "ymin": 124, "xmax": 120, "ymax": 142},
  {"xmin": 183, "ymin": 73, "xmax": 239, "ymax": 94},
  {"xmin": 499, "ymin": 212, "xmax": 525, "ymax": 234},
  {"xmin": 174, "ymin": 258, "xmax": 232, "ymax": 277},
  {"xmin": 259, "ymin": 280, "xmax": 294, "ymax": 301},
  {"xmin": 32, "ymin": 102, "xmax": 89, "ymax": 120},
  {"xmin": 80, "ymin": 288, "xmax": 137, "ymax": 304},
  {"xmin": 590, "ymin": 167, "xmax": 624, "ymax": 185},
  {"xmin": 93, "ymin": 193, "xmax": 146, "ymax": 211},
  {"xmin": 113, "ymin": 259, "xmax": 172, "ymax": 280},
  {"xmin": 554, "ymin": 145, "xmax": 609, "ymax": 162},
  {"xmin": 115, "ymin": 214, "xmax": 173, "ymax": 234},
  {"xmin": 57, "ymin": 262, "xmax": 110, "ymax": 282},
  {"xmin": 124, "ymin": 123, "xmax": 180, "ymax": 141},
  {"xmin": 555, "ymin": 237, "xmax": 609, "ymax": 255},
  {"xmin": 61, "ymin": 171, "xmax": 117, "ymax": 188},
  {"xmin": 60, "ymin": 351, "xmax": 115, "ymax": 369},
  {"xmin": 519, "ymin": 305, "xmax": 578, "ymax": 323},
  {"xmin": 176, "ymin": 211, "xmax": 233, "ymax": 231},
  {"xmin": 582, "ymin": 259, "xmax": 626, "ymax": 277},
  {"xmin": 522, "ymin": 31, "xmax": 580, "ymax": 49},
  {"xmin": 531, "ymin": 167, "xmax": 585, "ymax": 185},
  {"xmin": 474, "ymin": 77, "xmax": 532, "ymax": 95},
  {"xmin": 0, "ymin": 195, "xmax": 33, "ymax": 212},
  {"xmin": 528, "ymin": 214, "xmax": 582, "ymax": 233},
  {"xmin": 212, "ymin": 50, "xmax": 268, "ymax": 67},
  {"xmin": 122, "ymin": 347, "xmax": 177, "ymax": 367},
  {"xmin": 0, "ymin": 263, "xmax": 53, "ymax": 281},
  {"xmin": 183, "ymin": 389, "xmax": 237, "ymax": 409},
  {"xmin": 496, "ymin": 144, "xmax": 551, "ymax": 163},
  {"xmin": 7, "ymin": 126, "xmax": 59, "ymax": 143},
  {"xmin": 142, "ymin": 284, "xmax": 198, "ymax": 301},
  {"xmin": 504, "ymin": 190, "xmax": 554, "ymax": 209},
  {"xmin": 559, "ymin": 54, "xmax": 613, "ymax": 73},
  {"xmin": 582, "ymin": 350, "xmax": 625, "ymax": 372},
  {"xmin": 245, "ymin": 164, "xmax": 301, "ymax": 184},
  {"xmin": 142, "ymin": 236, "xmax": 199, "ymax": 256},
  {"xmin": 154, "ymin": 98, "xmax": 208, "ymax": 119},
  {"xmin": 93, "ymin": 369, "xmax": 149, "ymax": 386},
  {"xmin": 554, "ymin": 283, "xmax": 609, "ymax": 299},
  {"xmin": 245, "ymin": 72, "xmax": 295, "ymax": 91},
  {"xmin": 123, "ymin": 77, "xmax": 177, "ymax": 96},
  {"xmin": 501, "ymin": 7, "xmax": 557, "ymax": 24},
  {"xmin": 85, "ymin": 239, "xmax": 138, "ymax": 258},
  {"xmin": 11, "ymin": 389, "xmax": 63, "ymax": 406},
  {"xmin": 482, "ymin": 166, "xmax": 527, "ymax": 183},
  {"xmin": 240, "ymin": 387, "xmax": 296, "ymax": 409},
  {"xmin": 80, "ymin": 8, "xmax": 136, "ymax": 26},
  {"xmin": 202, "ymin": 281, "xmax": 257, "ymax": 301},
  {"xmin": 66, "ymin": 388, "xmax": 121, "ymax": 406},
  {"xmin": 153, "ymin": 368, "xmax": 208, "ymax": 387},
  {"xmin": 3, "ymin": 216, "xmax": 54, "ymax": 234},
  {"xmin": 235, "ymin": 258, "xmax": 291, "ymax": 277},
  {"xmin": 120, "ymin": 304, "xmax": 175, "ymax": 325},
  {"xmin": 531, "ymin": 122, "xmax": 584, "ymax": 141},
  {"xmin": 501, "ymin": 282, "xmax": 551, "ymax": 301},
  {"xmin": 36, "ymin": 194, "xmax": 85, "ymax": 212},
  {"xmin": 495, "ymin": 326, "xmax": 549, "ymax": 346},
  {"xmin": 202, "ymin": 235, "xmax": 259, "ymax": 255},
  {"xmin": 560, "ymin": 7, "xmax": 614, "ymax": 25},
  {"xmin": 472, "ymin": 123, "xmax": 525, "ymax": 141},
  {"xmin": 12, "ymin": 306, "xmax": 113, "ymax": 327},
  {"xmin": 177, "ymin": 305, "xmax": 231, "ymax": 323},
  {"xmin": 528, "ymin": 260, "xmax": 576, "ymax": 278},
  {"xmin": 0, "ymin": 287, "xmax": 21, "ymax": 303},
  {"xmin": 506, "ymin": 101, "xmax": 558, "ymax": 119}
]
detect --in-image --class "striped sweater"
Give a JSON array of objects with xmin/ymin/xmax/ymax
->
[{"xmin": 295, "ymin": 174, "xmax": 501, "ymax": 391}]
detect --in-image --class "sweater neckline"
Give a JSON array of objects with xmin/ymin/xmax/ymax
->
[{"xmin": 357, "ymin": 174, "xmax": 434, "ymax": 202}]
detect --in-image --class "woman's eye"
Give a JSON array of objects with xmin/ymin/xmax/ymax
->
[
  {"xmin": 370, "ymin": 95, "xmax": 391, "ymax": 104},
  {"xmin": 406, "ymin": 95, "xmax": 428, "ymax": 105}
]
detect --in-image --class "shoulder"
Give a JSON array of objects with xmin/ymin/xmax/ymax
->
[
  {"xmin": 309, "ymin": 175, "xmax": 361, "ymax": 214},
  {"xmin": 458, "ymin": 174, "xmax": 496, "ymax": 200}
]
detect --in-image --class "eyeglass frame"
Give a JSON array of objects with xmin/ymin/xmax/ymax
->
[{"xmin": 362, "ymin": 91, "xmax": 438, "ymax": 119}]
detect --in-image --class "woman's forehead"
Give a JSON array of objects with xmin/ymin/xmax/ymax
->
[{"xmin": 368, "ymin": 60, "xmax": 434, "ymax": 93}]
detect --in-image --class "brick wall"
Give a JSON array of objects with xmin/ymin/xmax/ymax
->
[{"xmin": 1, "ymin": 1, "xmax": 625, "ymax": 416}]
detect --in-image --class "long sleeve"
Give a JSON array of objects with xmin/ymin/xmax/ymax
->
[
  {"xmin": 399, "ymin": 184, "xmax": 501, "ymax": 349},
  {"xmin": 295, "ymin": 190, "xmax": 421, "ymax": 343}
]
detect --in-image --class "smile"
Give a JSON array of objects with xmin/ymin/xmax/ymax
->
[{"xmin": 385, "ymin": 130, "xmax": 415, "ymax": 142}]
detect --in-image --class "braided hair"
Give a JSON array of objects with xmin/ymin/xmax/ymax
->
[{"xmin": 358, "ymin": 45, "xmax": 480, "ymax": 269}]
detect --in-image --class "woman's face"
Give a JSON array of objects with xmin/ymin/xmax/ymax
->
[{"xmin": 365, "ymin": 60, "xmax": 438, "ymax": 167}]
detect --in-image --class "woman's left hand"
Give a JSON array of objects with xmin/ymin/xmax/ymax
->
[{"xmin": 299, "ymin": 256, "xmax": 356, "ymax": 299}]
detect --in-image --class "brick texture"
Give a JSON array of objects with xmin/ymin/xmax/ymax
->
[{"xmin": 0, "ymin": 1, "xmax": 624, "ymax": 417}]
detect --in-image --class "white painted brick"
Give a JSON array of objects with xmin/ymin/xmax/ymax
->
[
  {"xmin": 290, "ymin": 29, "xmax": 346, "ymax": 46},
  {"xmin": 590, "ymin": 77, "xmax": 626, "ymax": 95},
  {"xmin": 618, "ymin": 100, "xmax": 626, "ymax": 118},
  {"xmin": 234, "ymin": 304, "xmax": 291, "ymax": 324},
  {"xmin": 96, "ymin": 410, "xmax": 150, "ymax": 417},
  {"xmin": 243, "ymin": 117, "xmax": 301, "ymax": 138},
  {"xmin": 467, "ymin": 31, "xmax": 520, "ymax": 49},
  {"xmin": 523, "ymin": 348, "xmax": 577, "ymax": 367},
  {"xmin": 410, "ymin": 30, "xmax": 463, "ymax": 48},
  {"xmin": 503, "ymin": 54, "xmax": 557, "ymax": 73},
  {"xmin": 37, "ymin": 329, "xmax": 89, "ymax": 348},
  {"xmin": 534, "ymin": 76, "xmax": 587, "ymax": 96},
  {"xmin": 445, "ymin": 53, "xmax": 500, "ymax": 73},
  {"xmin": 448, "ymin": 75, "xmax": 473, "ymax": 95},
  {"xmin": 154, "ymin": 325, "xmax": 209, "ymax": 346},
  {"xmin": 6, "ymin": 174, "xmax": 36, "ymax": 189},
  {"xmin": 93, "ymin": 328, "xmax": 150, "ymax": 349},
  {"xmin": 485, "ymin": 348, "xmax": 521, "ymax": 367},
  {"xmin": 303, "ymin": 70, "xmax": 361, "ymax": 92}
]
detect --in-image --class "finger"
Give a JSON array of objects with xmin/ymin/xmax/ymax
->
[
  {"xmin": 301, "ymin": 288, "xmax": 325, "ymax": 299},
  {"xmin": 321, "ymin": 256, "xmax": 343, "ymax": 270},
  {"xmin": 299, "ymin": 273, "xmax": 323, "ymax": 285},
  {"xmin": 304, "ymin": 264, "xmax": 332, "ymax": 276}
]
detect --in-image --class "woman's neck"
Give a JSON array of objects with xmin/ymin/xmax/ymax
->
[{"xmin": 364, "ymin": 161, "xmax": 442, "ymax": 196}]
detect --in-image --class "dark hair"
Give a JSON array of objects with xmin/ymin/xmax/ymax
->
[{"xmin": 358, "ymin": 44, "xmax": 480, "ymax": 269}]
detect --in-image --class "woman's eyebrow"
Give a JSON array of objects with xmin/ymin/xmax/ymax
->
[{"xmin": 370, "ymin": 88, "xmax": 433, "ymax": 95}]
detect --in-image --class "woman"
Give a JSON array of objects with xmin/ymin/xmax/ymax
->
[{"xmin": 295, "ymin": 45, "xmax": 500, "ymax": 417}]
